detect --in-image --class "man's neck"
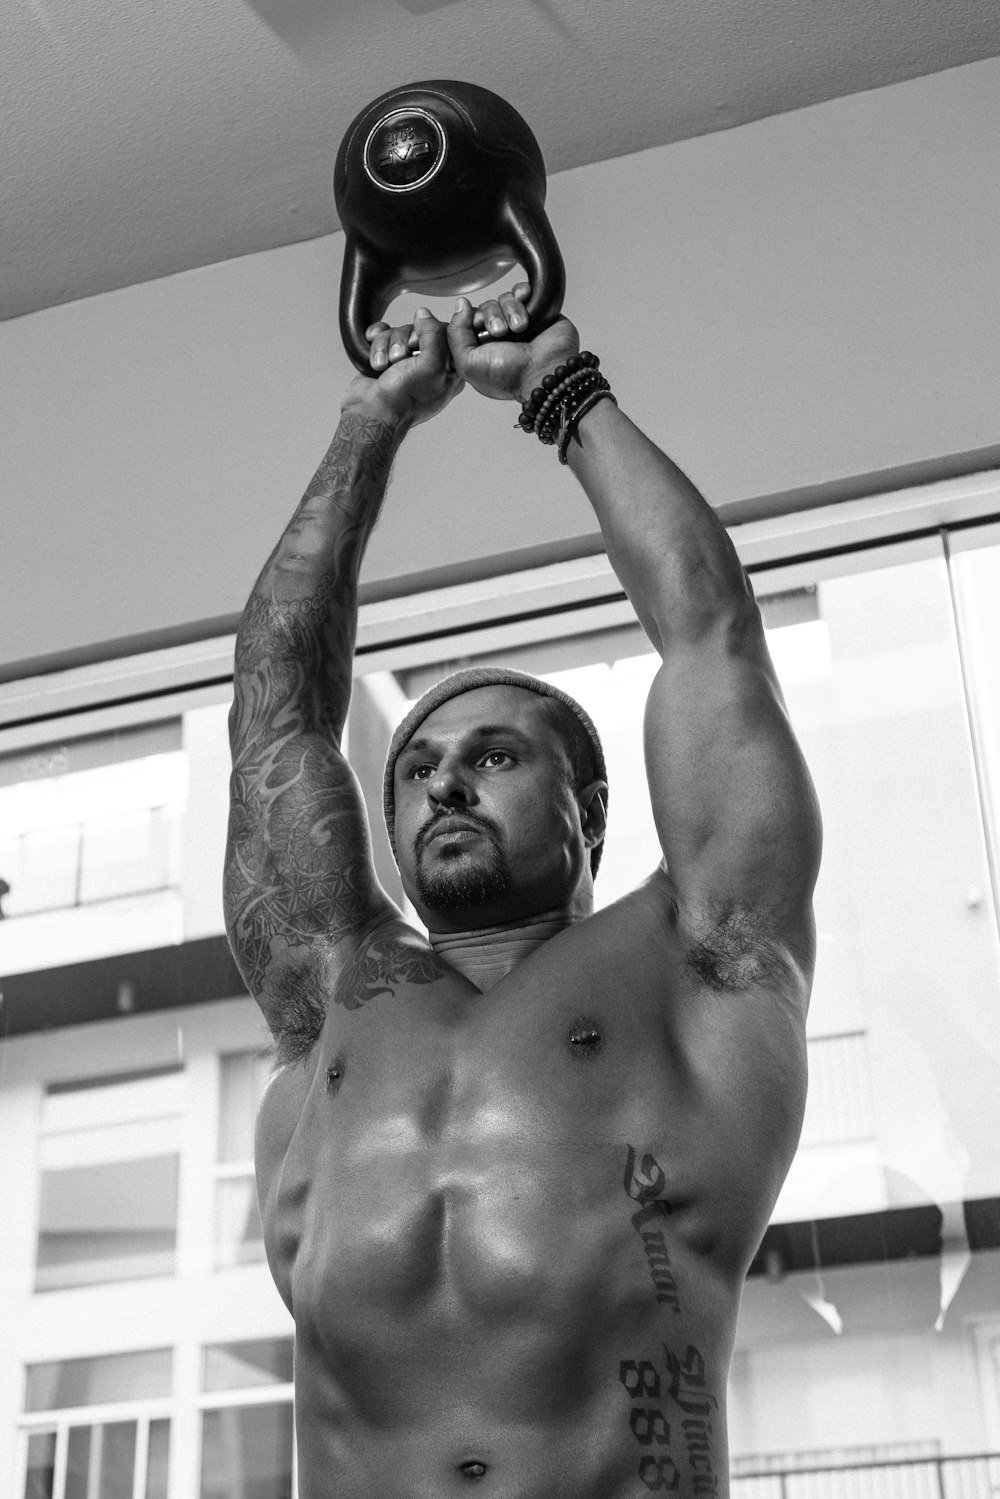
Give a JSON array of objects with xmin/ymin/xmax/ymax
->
[{"xmin": 429, "ymin": 909, "xmax": 576, "ymax": 992}]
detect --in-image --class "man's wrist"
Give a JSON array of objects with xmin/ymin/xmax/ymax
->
[
  {"xmin": 340, "ymin": 381, "xmax": 414, "ymax": 435},
  {"xmin": 516, "ymin": 362, "xmax": 560, "ymax": 407}
]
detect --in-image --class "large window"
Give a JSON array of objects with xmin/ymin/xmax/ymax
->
[
  {"xmin": 199, "ymin": 1340, "xmax": 294, "ymax": 1499},
  {"xmin": 35, "ymin": 1068, "xmax": 184, "ymax": 1291},
  {"xmin": 21, "ymin": 1350, "xmax": 172, "ymax": 1499},
  {"xmin": 4, "ymin": 478, "xmax": 1000, "ymax": 1494}
]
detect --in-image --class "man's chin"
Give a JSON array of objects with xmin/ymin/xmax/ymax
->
[{"xmin": 414, "ymin": 850, "xmax": 511, "ymax": 914}]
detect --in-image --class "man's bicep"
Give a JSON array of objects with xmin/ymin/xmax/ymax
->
[
  {"xmin": 225, "ymin": 730, "xmax": 396, "ymax": 1007},
  {"xmin": 643, "ymin": 632, "xmax": 821, "ymax": 968}
]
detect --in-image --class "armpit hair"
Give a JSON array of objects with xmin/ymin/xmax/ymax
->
[
  {"xmin": 266, "ymin": 961, "xmax": 328, "ymax": 1067},
  {"xmin": 685, "ymin": 904, "xmax": 789, "ymax": 993}
]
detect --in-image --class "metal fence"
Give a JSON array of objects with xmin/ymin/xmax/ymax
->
[{"xmin": 733, "ymin": 1453, "xmax": 1000, "ymax": 1499}]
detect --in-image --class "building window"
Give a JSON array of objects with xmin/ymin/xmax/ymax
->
[
  {"xmin": 199, "ymin": 1339, "xmax": 294, "ymax": 1499},
  {"xmin": 215, "ymin": 1053, "xmax": 271, "ymax": 1268},
  {"xmin": 0, "ymin": 724, "xmax": 186, "ymax": 919},
  {"xmin": 21, "ymin": 1349, "xmax": 172, "ymax": 1499},
  {"xmin": 35, "ymin": 1067, "xmax": 184, "ymax": 1291}
]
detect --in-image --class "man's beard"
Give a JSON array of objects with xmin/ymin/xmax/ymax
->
[{"xmin": 414, "ymin": 819, "xmax": 512, "ymax": 913}]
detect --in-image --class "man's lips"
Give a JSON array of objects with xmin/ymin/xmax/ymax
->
[{"xmin": 419, "ymin": 815, "xmax": 492, "ymax": 850}]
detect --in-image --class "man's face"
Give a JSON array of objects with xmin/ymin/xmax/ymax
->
[{"xmin": 392, "ymin": 686, "xmax": 594, "ymax": 930}]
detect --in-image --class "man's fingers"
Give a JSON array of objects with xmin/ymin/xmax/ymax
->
[
  {"xmin": 413, "ymin": 307, "xmax": 448, "ymax": 365},
  {"xmin": 499, "ymin": 289, "xmax": 528, "ymax": 333},
  {"xmin": 368, "ymin": 326, "xmax": 391, "ymax": 370},
  {"xmin": 369, "ymin": 320, "xmax": 420, "ymax": 370},
  {"xmin": 448, "ymin": 296, "xmax": 481, "ymax": 362},
  {"xmin": 476, "ymin": 298, "xmax": 509, "ymax": 339}
]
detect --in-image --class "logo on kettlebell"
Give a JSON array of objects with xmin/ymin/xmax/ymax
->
[{"xmin": 364, "ymin": 108, "xmax": 447, "ymax": 192}]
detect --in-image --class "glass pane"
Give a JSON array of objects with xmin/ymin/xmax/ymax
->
[
  {"xmin": 214, "ymin": 1176, "xmax": 265, "ymax": 1268},
  {"xmin": 35, "ymin": 1155, "xmax": 178, "ymax": 1290},
  {"xmin": 0, "ymin": 728, "xmax": 191, "ymax": 971},
  {"xmin": 145, "ymin": 1419, "xmax": 171, "ymax": 1499},
  {"xmin": 25, "ymin": 1350, "xmax": 172, "ymax": 1413},
  {"xmin": 766, "ymin": 552, "xmax": 1000, "ymax": 1222},
  {"xmin": 78, "ymin": 807, "xmax": 174, "ymax": 903},
  {"xmin": 0, "ymin": 834, "xmax": 21, "ymax": 913},
  {"xmin": 728, "ymin": 547, "xmax": 1000, "ymax": 1474},
  {"xmin": 202, "ymin": 1339, "xmax": 294, "ymax": 1392},
  {"xmin": 7, "ymin": 824, "xmax": 81, "ymax": 914},
  {"xmin": 23, "ymin": 1431, "xmax": 56, "ymax": 1499},
  {"xmin": 217, "ymin": 1053, "xmax": 270, "ymax": 1164},
  {"xmin": 64, "ymin": 1425, "xmax": 92, "ymax": 1499},
  {"xmin": 98, "ymin": 1421, "xmax": 137, "ymax": 1499},
  {"xmin": 200, "ymin": 1402, "xmax": 294, "ymax": 1499}
]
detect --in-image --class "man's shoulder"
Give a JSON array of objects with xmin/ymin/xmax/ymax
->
[{"xmin": 561, "ymin": 865, "xmax": 812, "ymax": 1010}]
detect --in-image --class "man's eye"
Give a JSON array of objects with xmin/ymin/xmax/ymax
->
[
  {"xmin": 408, "ymin": 764, "xmax": 434, "ymax": 780},
  {"xmin": 481, "ymin": 750, "xmax": 512, "ymax": 768}
]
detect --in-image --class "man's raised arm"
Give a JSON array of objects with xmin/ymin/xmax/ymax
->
[
  {"xmin": 448, "ymin": 292, "xmax": 821, "ymax": 989},
  {"xmin": 224, "ymin": 312, "xmax": 462, "ymax": 1058},
  {"xmin": 565, "ymin": 397, "xmax": 820, "ymax": 981}
]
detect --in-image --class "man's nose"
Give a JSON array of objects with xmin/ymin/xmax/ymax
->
[{"xmin": 427, "ymin": 761, "xmax": 475, "ymax": 806}]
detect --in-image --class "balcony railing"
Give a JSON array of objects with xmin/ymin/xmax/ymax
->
[{"xmin": 733, "ymin": 1453, "xmax": 1000, "ymax": 1498}]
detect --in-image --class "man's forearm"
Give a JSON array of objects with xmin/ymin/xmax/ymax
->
[
  {"xmin": 565, "ymin": 398, "xmax": 752, "ymax": 655},
  {"xmin": 235, "ymin": 404, "xmax": 407, "ymax": 744}
]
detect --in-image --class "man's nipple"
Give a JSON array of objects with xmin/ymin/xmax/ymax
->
[{"xmin": 567, "ymin": 1015, "xmax": 604, "ymax": 1059}]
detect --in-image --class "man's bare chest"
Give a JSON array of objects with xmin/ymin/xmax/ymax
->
[
  {"xmin": 258, "ymin": 919, "xmax": 700, "ymax": 1313},
  {"xmin": 275, "ymin": 914, "xmax": 687, "ymax": 1177}
]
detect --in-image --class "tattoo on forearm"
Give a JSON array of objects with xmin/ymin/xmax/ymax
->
[
  {"xmin": 624, "ymin": 1146, "xmax": 681, "ymax": 1313},
  {"xmin": 225, "ymin": 411, "xmax": 400, "ymax": 1045}
]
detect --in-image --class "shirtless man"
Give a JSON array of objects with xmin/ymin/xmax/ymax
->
[{"xmin": 224, "ymin": 288, "xmax": 821, "ymax": 1499}]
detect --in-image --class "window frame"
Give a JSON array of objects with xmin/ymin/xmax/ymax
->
[
  {"xmin": 2, "ymin": 469, "xmax": 999, "ymax": 751},
  {"xmin": 18, "ymin": 1395, "xmax": 173, "ymax": 1499}
]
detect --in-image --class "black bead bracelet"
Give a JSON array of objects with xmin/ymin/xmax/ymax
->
[{"xmin": 515, "ymin": 351, "xmax": 614, "ymax": 461}]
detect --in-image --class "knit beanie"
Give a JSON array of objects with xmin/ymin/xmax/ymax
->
[{"xmin": 382, "ymin": 666, "xmax": 608, "ymax": 873}]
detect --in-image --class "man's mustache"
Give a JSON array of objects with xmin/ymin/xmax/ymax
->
[{"xmin": 415, "ymin": 809, "xmax": 501, "ymax": 857}]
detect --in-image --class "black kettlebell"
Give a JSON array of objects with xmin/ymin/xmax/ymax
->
[{"xmin": 334, "ymin": 79, "xmax": 566, "ymax": 373}]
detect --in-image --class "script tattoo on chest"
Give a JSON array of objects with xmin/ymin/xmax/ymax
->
[
  {"xmin": 618, "ymin": 1344, "xmax": 722, "ymax": 1495},
  {"xmin": 623, "ymin": 1145, "xmax": 682, "ymax": 1313}
]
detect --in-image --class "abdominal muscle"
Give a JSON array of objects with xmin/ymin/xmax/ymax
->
[{"xmin": 258, "ymin": 978, "xmax": 738, "ymax": 1499}]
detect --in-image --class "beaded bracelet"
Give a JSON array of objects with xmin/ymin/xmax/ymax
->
[
  {"xmin": 517, "ymin": 352, "xmax": 600, "ymax": 430},
  {"xmin": 534, "ymin": 370, "xmax": 605, "ymax": 444},
  {"xmin": 557, "ymin": 387, "xmax": 617, "ymax": 464},
  {"xmin": 515, "ymin": 351, "xmax": 614, "ymax": 460}
]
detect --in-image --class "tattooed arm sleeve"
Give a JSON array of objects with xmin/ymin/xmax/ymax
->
[{"xmin": 224, "ymin": 408, "xmax": 404, "ymax": 1056}]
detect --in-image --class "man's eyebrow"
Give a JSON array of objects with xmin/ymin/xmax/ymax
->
[{"xmin": 399, "ymin": 725, "xmax": 534, "ymax": 758}]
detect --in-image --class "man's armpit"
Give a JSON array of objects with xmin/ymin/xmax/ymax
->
[
  {"xmin": 265, "ymin": 956, "xmax": 330, "ymax": 1066},
  {"xmin": 685, "ymin": 904, "xmax": 790, "ymax": 993}
]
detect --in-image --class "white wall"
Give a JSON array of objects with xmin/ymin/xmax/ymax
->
[{"xmin": 3, "ymin": 59, "xmax": 999, "ymax": 677}]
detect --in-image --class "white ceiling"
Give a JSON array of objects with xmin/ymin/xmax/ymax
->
[{"xmin": 4, "ymin": 0, "xmax": 1000, "ymax": 323}]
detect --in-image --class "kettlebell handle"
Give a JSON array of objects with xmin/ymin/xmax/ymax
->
[
  {"xmin": 339, "ymin": 242, "xmax": 397, "ymax": 376},
  {"xmin": 501, "ymin": 194, "xmax": 566, "ymax": 343},
  {"xmin": 338, "ymin": 193, "xmax": 566, "ymax": 375}
]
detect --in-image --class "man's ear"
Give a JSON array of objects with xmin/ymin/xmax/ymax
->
[{"xmin": 577, "ymin": 780, "xmax": 608, "ymax": 852}]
